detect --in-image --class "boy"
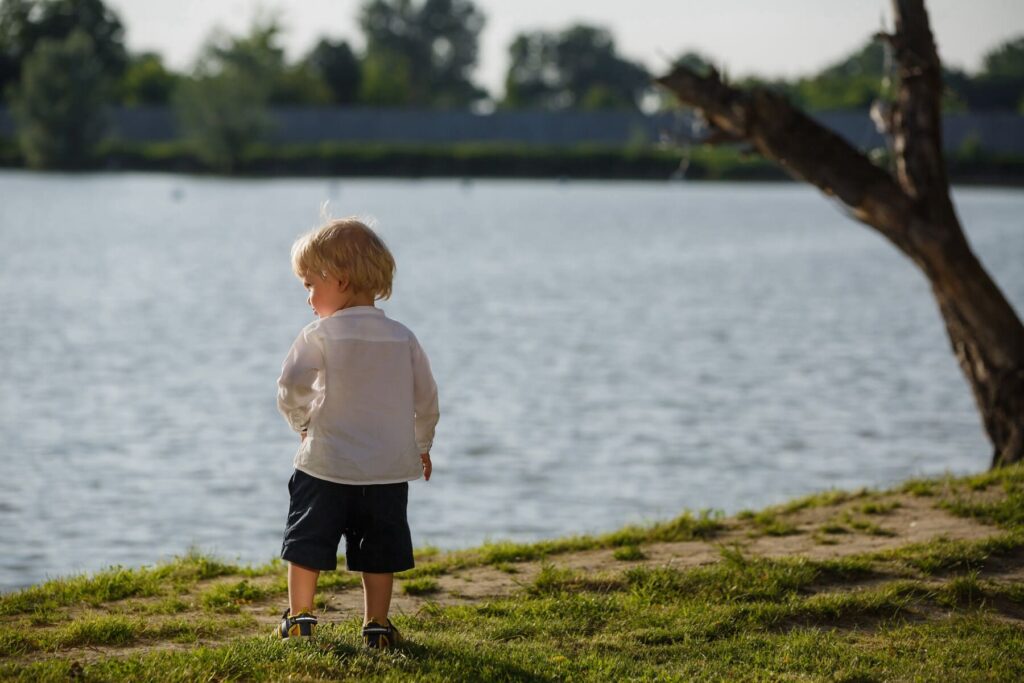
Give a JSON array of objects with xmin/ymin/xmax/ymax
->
[{"xmin": 275, "ymin": 218, "xmax": 439, "ymax": 648}]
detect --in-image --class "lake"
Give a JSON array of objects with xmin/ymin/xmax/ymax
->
[{"xmin": 0, "ymin": 172, "xmax": 1021, "ymax": 592}]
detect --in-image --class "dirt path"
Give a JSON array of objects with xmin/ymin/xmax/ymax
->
[{"xmin": 258, "ymin": 489, "xmax": 1004, "ymax": 628}]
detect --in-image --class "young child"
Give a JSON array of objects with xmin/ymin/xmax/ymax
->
[{"xmin": 274, "ymin": 217, "xmax": 439, "ymax": 647}]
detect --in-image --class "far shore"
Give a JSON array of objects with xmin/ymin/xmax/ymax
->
[{"xmin": 2, "ymin": 140, "xmax": 1023, "ymax": 187}]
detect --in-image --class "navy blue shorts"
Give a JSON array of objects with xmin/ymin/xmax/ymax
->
[{"xmin": 280, "ymin": 469, "xmax": 415, "ymax": 573}]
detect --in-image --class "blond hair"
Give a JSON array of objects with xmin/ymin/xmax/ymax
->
[{"xmin": 290, "ymin": 218, "xmax": 395, "ymax": 300}]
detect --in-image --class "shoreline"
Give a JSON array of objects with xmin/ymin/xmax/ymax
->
[
  {"xmin": 3, "ymin": 464, "xmax": 1023, "ymax": 679},
  {"xmin": 3, "ymin": 141, "xmax": 1023, "ymax": 186}
]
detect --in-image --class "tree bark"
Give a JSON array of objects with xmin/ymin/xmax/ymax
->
[{"xmin": 655, "ymin": 0, "xmax": 1024, "ymax": 468}]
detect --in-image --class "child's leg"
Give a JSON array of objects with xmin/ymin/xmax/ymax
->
[
  {"xmin": 362, "ymin": 572, "xmax": 394, "ymax": 624},
  {"xmin": 288, "ymin": 562, "xmax": 320, "ymax": 614}
]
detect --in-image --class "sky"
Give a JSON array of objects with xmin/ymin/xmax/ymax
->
[{"xmin": 106, "ymin": 0, "xmax": 1024, "ymax": 97}]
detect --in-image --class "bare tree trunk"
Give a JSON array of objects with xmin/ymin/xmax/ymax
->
[{"xmin": 655, "ymin": 0, "xmax": 1024, "ymax": 468}]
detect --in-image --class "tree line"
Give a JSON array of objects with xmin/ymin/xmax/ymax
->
[{"xmin": 1, "ymin": 0, "xmax": 1022, "ymax": 169}]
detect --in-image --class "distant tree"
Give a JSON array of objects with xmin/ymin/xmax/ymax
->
[
  {"xmin": 272, "ymin": 64, "xmax": 333, "ymax": 105},
  {"xmin": 0, "ymin": 0, "xmax": 127, "ymax": 96},
  {"xmin": 305, "ymin": 38, "xmax": 361, "ymax": 104},
  {"xmin": 359, "ymin": 49, "xmax": 413, "ymax": 106},
  {"xmin": 9, "ymin": 29, "xmax": 108, "ymax": 168},
  {"xmin": 197, "ymin": 17, "xmax": 331, "ymax": 106},
  {"xmin": 673, "ymin": 51, "xmax": 715, "ymax": 78},
  {"xmin": 657, "ymin": 0, "xmax": 1024, "ymax": 468},
  {"xmin": 358, "ymin": 0, "xmax": 486, "ymax": 107},
  {"xmin": 173, "ymin": 21, "xmax": 278, "ymax": 172},
  {"xmin": 117, "ymin": 52, "xmax": 179, "ymax": 105},
  {"xmin": 728, "ymin": 38, "xmax": 970, "ymax": 113},
  {"xmin": 790, "ymin": 40, "xmax": 888, "ymax": 110},
  {"xmin": 972, "ymin": 36, "xmax": 1024, "ymax": 111},
  {"xmin": 503, "ymin": 24, "xmax": 649, "ymax": 110},
  {"xmin": 0, "ymin": 0, "xmax": 32, "ymax": 93},
  {"xmin": 981, "ymin": 36, "xmax": 1024, "ymax": 78}
]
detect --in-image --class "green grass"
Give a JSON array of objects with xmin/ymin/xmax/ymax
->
[
  {"xmin": 844, "ymin": 516, "xmax": 896, "ymax": 537},
  {"xmin": 942, "ymin": 490, "xmax": 1024, "ymax": 530},
  {"xmin": 0, "ymin": 613, "xmax": 254, "ymax": 657},
  {"xmin": 0, "ymin": 551, "xmax": 240, "ymax": 617},
  {"xmin": 6, "ymin": 567, "xmax": 1022, "ymax": 681},
  {"xmin": 778, "ymin": 487, "xmax": 867, "ymax": 513},
  {"xmin": 612, "ymin": 545, "xmax": 646, "ymax": 561},
  {"xmin": 902, "ymin": 478, "xmax": 939, "ymax": 497},
  {"xmin": 401, "ymin": 578, "xmax": 441, "ymax": 596},
  {"xmin": 745, "ymin": 510, "xmax": 801, "ymax": 537},
  {"xmin": 857, "ymin": 500, "xmax": 902, "ymax": 515},
  {"xmin": 872, "ymin": 532, "xmax": 1024, "ymax": 575},
  {"xmin": 198, "ymin": 580, "xmax": 269, "ymax": 613},
  {"xmin": 3, "ymin": 465, "xmax": 1024, "ymax": 680}
]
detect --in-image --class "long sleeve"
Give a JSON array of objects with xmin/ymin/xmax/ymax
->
[
  {"xmin": 411, "ymin": 337, "xmax": 440, "ymax": 453},
  {"xmin": 277, "ymin": 327, "xmax": 324, "ymax": 433}
]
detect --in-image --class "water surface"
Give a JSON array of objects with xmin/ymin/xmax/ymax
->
[{"xmin": 0, "ymin": 172, "xmax": 1021, "ymax": 591}]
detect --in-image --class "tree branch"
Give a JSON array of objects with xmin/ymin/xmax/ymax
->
[
  {"xmin": 654, "ymin": 67, "xmax": 916, "ymax": 256},
  {"xmin": 889, "ymin": 0, "xmax": 954, "ymax": 218}
]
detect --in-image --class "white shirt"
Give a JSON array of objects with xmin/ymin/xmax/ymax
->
[{"xmin": 277, "ymin": 306, "xmax": 439, "ymax": 484}]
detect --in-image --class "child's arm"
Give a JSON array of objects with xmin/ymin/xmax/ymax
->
[
  {"xmin": 277, "ymin": 328, "xmax": 324, "ymax": 434},
  {"xmin": 411, "ymin": 336, "xmax": 439, "ymax": 472}
]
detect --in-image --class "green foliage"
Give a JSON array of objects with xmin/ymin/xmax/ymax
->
[
  {"xmin": 665, "ymin": 33, "xmax": 1024, "ymax": 114},
  {"xmin": 673, "ymin": 51, "xmax": 715, "ymax": 77},
  {"xmin": 173, "ymin": 20, "xmax": 279, "ymax": 172},
  {"xmin": 504, "ymin": 24, "xmax": 649, "ymax": 110},
  {"xmin": 271, "ymin": 63, "xmax": 332, "ymax": 105},
  {"xmin": 304, "ymin": 38, "xmax": 361, "ymax": 104},
  {"xmin": 8, "ymin": 29, "xmax": 108, "ymax": 168},
  {"xmin": 792, "ymin": 73, "xmax": 885, "ymax": 110},
  {"xmin": 117, "ymin": 51, "xmax": 178, "ymax": 105},
  {"xmin": 359, "ymin": 49, "xmax": 413, "ymax": 106},
  {"xmin": 981, "ymin": 36, "xmax": 1024, "ymax": 79},
  {"xmin": 358, "ymin": 0, "xmax": 486, "ymax": 106},
  {"xmin": 0, "ymin": 0, "xmax": 127, "ymax": 95}
]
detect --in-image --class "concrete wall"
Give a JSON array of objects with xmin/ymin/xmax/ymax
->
[{"xmin": 1, "ymin": 106, "xmax": 1022, "ymax": 153}]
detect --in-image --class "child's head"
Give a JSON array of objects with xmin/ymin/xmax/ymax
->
[{"xmin": 290, "ymin": 218, "xmax": 395, "ymax": 301}]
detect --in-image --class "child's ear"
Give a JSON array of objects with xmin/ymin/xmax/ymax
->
[{"xmin": 337, "ymin": 274, "xmax": 350, "ymax": 292}]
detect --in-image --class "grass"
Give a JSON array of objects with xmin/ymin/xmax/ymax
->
[
  {"xmin": 199, "ymin": 580, "xmax": 269, "ymax": 613},
  {"xmin": 0, "ymin": 551, "xmax": 241, "ymax": 617},
  {"xmin": 2, "ymin": 465, "xmax": 1024, "ymax": 680},
  {"xmin": 742, "ymin": 510, "xmax": 801, "ymax": 537},
  {"xmin": 612, "ymin": 545, "xmax": 646, "ymax": 561},
  {"xmin": 401, "ymin": 578, "xmax": 441, "ymax": 596}
]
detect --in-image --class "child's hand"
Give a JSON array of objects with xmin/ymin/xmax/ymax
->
[{"xmin": 420, "ymin": 453, "xmax": 432, "ymax": 481}]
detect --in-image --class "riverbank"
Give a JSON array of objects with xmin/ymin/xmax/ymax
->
[
  {"xmin": 2, "ymin": 465, "xmax": 1023, "ymax": 680},
  {"xmin": 3, "ymin": 139, "xmax": 1024, "ymax": 184}
]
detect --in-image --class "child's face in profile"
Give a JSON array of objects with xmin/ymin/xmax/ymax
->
[{"xmin": 303, "ymin": 272, "xmax": 347, "ymax": 318}]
